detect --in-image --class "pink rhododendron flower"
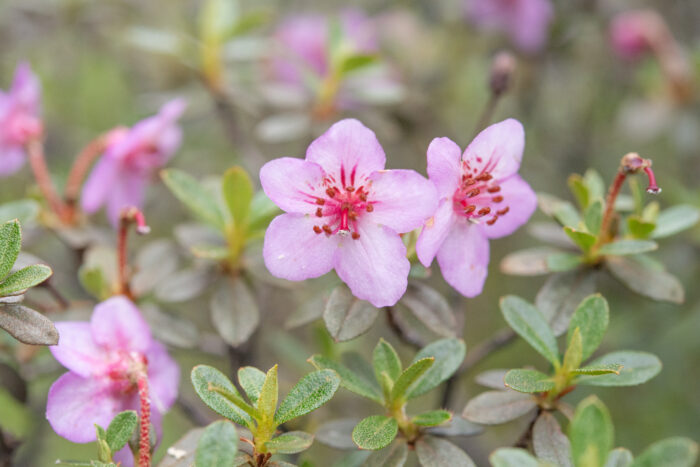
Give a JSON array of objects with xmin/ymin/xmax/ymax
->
[
  {"xmin": 416, "ymin": 119, "xmax": 537, "ymax": 297},
  {"xmin": 46, "ymin": 296, "xmax": 179, "ymax": 458},
  {"xmin": 0, "ymin": 62, "xmax": 42, "ymax": 176},
  {"xmin": 81, "ymin": 99, "xmax": 186, "ymax": 226},
  {"xmin": 466, "ymin": 0, "xmax": 553, "ymax": 53},
  {"xmin": 609, "ymin": 11, "xmax": 656, "ymax": 61},
  {"xmin": 260, "ymin": 119, "xmax": 438, "ymax": 307}
]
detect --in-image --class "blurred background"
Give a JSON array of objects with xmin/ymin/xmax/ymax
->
[{"xmin": 0, "ymin": 0, "xmax": 698, "ymax": 465}]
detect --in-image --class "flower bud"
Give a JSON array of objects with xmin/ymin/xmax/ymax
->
[{"xmin": 489, "ymin": 51, "xmax": 517, "ymax": 97}]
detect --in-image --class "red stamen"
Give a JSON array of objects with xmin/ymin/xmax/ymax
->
[
  {"xmin": 315, "ymin": 208, "xmax": 323, "ymax": 217},
  {"xmin": 464, "ymin": 205, "xmax": 476, "ymax": 214},
  {"xmin": 313, "ymin": 225, "xmax": 322, "ymax": 234},
  {"xmin": 322, "ymin": 225, "xmax": 332, "ymax": 234},
  {"xmin": 478, "ymin": 207, "xmax": 491, "ymax": 216},
  {"xmin": 492, "ymin": 195, "xmax": 504, "ymax": 203},
  {"xmin": 340, "ymin": 209, "xmax": 349, "ymax": 231},
  {"xmin": 476, "ymin": 173, "xmax": 492, "ymax": 181},
  {"xmin": 643, "ymin": 167, "xmax": 661, "ymax": 194},
  {"xmin": 348, "ymin": 211, "xmax": 358, "ymax": 221},
  {"xmin": 366, "ymin": 204, "xmax": 374, "ymax": 212},
  {"xmin": 345, "ymin": 186, "xmax": 355, "ymax": 192},
  {"xmin": 497, "ymin": 207, "xmax": 509, "ymax": 215},
  {"xmin": 316, "ymin": 198, "xmax": 325, "ymax": 205},
  {"xmin": 326, "ymin": 187, "xmax": 336, "ymax": 198},
  {"xmin": 467, "ymin": 188, "xmax": 480, "ymax": 198},
  {"xmin": 351, "ymin": 232, "xmax": 360, "ymax": 240},
  {"xmin": 486, "ymin": 216, "xmax": 499, "ymax": 225},
  {"xmin": 464, "ymin": 178, "xmax": 476, "ymax": 186},
  {"xmin": 487, "ymin": 186, "xmax": 501, "ymax": 193},
  {"xmin": 359, "ymin": 193, "xmax": 368, "ymax": 201}
]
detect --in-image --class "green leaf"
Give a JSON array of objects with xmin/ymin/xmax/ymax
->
[
  {"xmin": 571, "ymin": 364, "xmax": 622, "ymax": 376},
  {"xmin": 161, "ymin": 169, "xmax": 225, "ymax": 230},
  {"xmin": 536, "ymin": 270, "xmax": 598, "ymax": 336},
  {"xmin": 416, "ymin": 436, "xmax": 476, "ymax": 467},
  {"xmin": 274, "ymin": 369, "xmax": 340, "ymax": 425},
  {"xmin": 569, "ymin": 396, "xmax": 614, "ymax": 467},
  {"xmin": 222, "ymin": 166, "xmax": 253, "ymax": 228},
  {"xmin": 462, "ymin": 390, "xmax": 536, "ymax": 425},
  {"xmin": 500, "ymin": 296, "xmax": 560, "ymax": 367},
  {"xmin": 604, "ymin": 448, "xmax": 634, "ymax": 467},
  {"xmin": 533, "ymin": 412, "xmax": 573, "ymax": 467},
  {"xmin": 105, "ymin": 411, "xmax": 138, "ymax": 453},
  {"xmin": 195, "ymin": 420, "xmax": 238, "ymax": 467},
  {"xmin": 308, "ymin": 355, "xmax": 383, "ymax": 404},
  {"xmin": 490, "ymin": 448, "xmax": 541, "ymax": 467},
  {"xmin": 323, "ymin": 285, "xmax": 379, "ymax": 342},
  {"xmin": 0, "ymin": 386, "xmax": 32, "ymax": 439},
  {"xmin": 568, "ymin": 174, "xmax": 590, "ymax": 209},
  {"xmin": 210, "ymin": 277, "xmax": 259, "ymax": 347},
  {"xmin": 0, "ymin": 200, "xmax": 39, "ymax": 224},
  {"xmin": 365, "ymin": 440, "xmax": 407, "ymax": 467},
  {"xmin": 426, "ymin": 416, "xmax": 483, "ymax": 437},
  {"xmin": 576, "ymin": 351, "xmax": 661, "ymax": 386},
  {"xmin": 247, "ymin": 191, "xmax": 280, "ymax": 233},
  {"xmin": 607, "ymin": 256, "xmax": 684, "ymax": 304},
  {"xmin": 627, "ymin": 216, "xmax": 656, "ymax": 239},
  {"xmin": 651, "ymin": 205, "xmax": 700, "ymax": 239},
  {"xmin": 0, "ymin": 304, "xmax": 59, "ymax": 345},
  {"xmin": 563, "ymin": 328, "xmax": 584, "ymax": 373},
  {"xmin": 391, "ymin": 357, "xmax": 434, "ymax": 402},
  {"xmin": 265, "ymin": 431, "xmax": 313, "ymax": 454},
  {"xmin": 564, "ymin": 227, "xmax": 597, "ymax": 253},
  {"xmin": 0, "ymin": 220, "xmax": 21, "ymax": 280},
  {"xmin": 258, "ymin": 365, "xmax": 278, "ymax": 422},
  {"xmin": 504, "ymin": 369, "xmax": 555, "ymax": 393},
  {"xmin": 0, "ymin": 264, "xmax": 52, "ymax": 296},
  {"xmin": 405, "ymin": 338, "xmax": 466, "ymax": 399},
  {"xmin": 198, "ymin": 0, "xmax": 239, "ymax": 41},
  {"xmin": 78, "ymin": 266, "xmax": 110, "ymax": 301},
  {"xmin": 598, "ymin": 240, "xmax": 658, "ymax": 256},
  {"xmin": 553, "ymin": 202, "xmax": 581, "ymax": 228},
  {"xmin": 372, "ymin": 339, "xmax": 402, "ymax": 387},
  {"xmin": 352, "ymin": 415, "xmax": 398, "ymax": 450},
  {"xmin": 585, "ymin": 199, "xmax": 603, "ymax": 235},
  {"xmin": 631, "ymin": 437, "xmax": 698, "ymax": 467},
  {"xmin": 584, "ymin": 169, "xmax": 605, "ymax": 200},
  {"xmin": 567, "ymin": 294, "xmax": 609, "ymax": 361},
  {"xmin": 500, "ymin": 247, "xmax": 561, "ymax": 276},
  {"xmin": 546, "ymin": 252, "xmax": 583, "ymax": 272},
  {"xmin": 339, "ymin": 54, "xmax": 378, "ymax": 75},
  {"xmin": 190, "ymin": 365, "xmax": 255, "ymax": 428},
  {"xmin": 237, "ymin": 366, "xmax": 266, "ymax": 405},
  {"xmin": 412, "ymin": 410, "xmax": 451, "ymax": 427}
]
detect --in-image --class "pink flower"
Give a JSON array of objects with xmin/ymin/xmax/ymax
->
[
  {"xmin": 46, "ymin": 296, "xmax": 179, "ymax": 455},
  {"xmin": 260, "ymin": 119, "xmax": 438, "ymax": 307},
  {"xmin": 0, "ymin": 62, "xmax": 42, "ymax": 176},
  {"xmin": 271, "ymin": 10, "xmax": 377, "ymax": 88},
  {"xmin": 81, "ymin": 99, "xmax": 186, "ymax": 226},
  {"xmin": 416, "ymin": 119, "xmax": 537, "ymax": 297},
  {"xmin": 466, "ymin": 0, "xmax": 554, "ymax": 53},
  {"xmin": 609, "ymin": 11, "xmax": 656, "ymax": 61}
]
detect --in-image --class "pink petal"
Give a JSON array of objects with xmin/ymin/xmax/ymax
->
[
  {"xmin": 367, "ymin": 169, "xmax": 438, "ymax": 233},
  {"xmin": 81, "ymin": 155, "xmax": 118, "ymax": 214},
  {"xmin": 436, "ymin": 221, "xmax": 490, "ymax": 297},
  {"xmin": 273, "ymin": 14, "xmax": 329, "ymax": 84},
  {"xmin": 416, "ymin": 198, "xmax": 456, "ymax": 267},
  {"xmin": 508, "ymin": 0, "xmax": 553, "ymax": 53},
  {"xmin": 105, "ymin": 172, "xmax": 147, "ymax": 227},
  {"xmin": 259, "ymin": 158, "xmax": 327, "ymax": 213},
  {"xmin": 146, "ymin": 340, "xmax": 180, "ymax": 414},
  {"xmin": 46, "ymin": 372, "xmax": 124, "ymax": 443},
  {"xmin": 480, "ymin": 174, "xmax": 537, "ymax": 239},
  {"xmin": 426, "ymin": 137, "xmax": 462, "ymax": 198},
  {"xmin": 0, "ymin": 145, "xmax": 26, "ymax": 176},
  {"xmin": 462, "ymin": 119, "xmax": 524, "ymax": 180},
  {"xmin": 11, "ymin": 62, "xmax": 41, "ymax": 112},
  {"xmin": 306, "ymin": 119, "xmax": 386, "ymax": 185},
  {"xmin": 263, "ymin": 213, "xmax": 336, "ymax": 280},
  {"xmin": 91, "ymin": 296, "xmax": 152, "ymax": 353},
  {"xmin": 333, "ymin": 221, "xmax": 409, "ymax": 307},
  {"xmin": 50, "ymin": 322, "xmax": 108, "ymax": 377}
]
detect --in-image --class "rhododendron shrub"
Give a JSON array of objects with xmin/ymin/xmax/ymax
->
[{"xmin": 0, "ymin": 1, "xmax": 698, "ymax": 467}]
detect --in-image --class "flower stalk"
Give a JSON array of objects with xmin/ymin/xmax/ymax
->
[
  {"xmin": 63, "ymin": 133, "xmax": 109, "ymax": 218},
  {"xmin": 117, "ymin": 207, "xmax": 151, "ymax": 297},
  {"xmin": 137, "ymin": 372, "xmax": 151, "ymax": 467},
  {"xmin": 26, "ymin": 138, "xmax": 69, "ymax": 222}
]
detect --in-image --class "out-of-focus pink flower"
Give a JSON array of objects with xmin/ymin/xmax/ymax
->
[
  {"xmin": 271, "ymin": 10, "xmax": 377, "ymax": 88},
  {"xmin": 81, "ymin": 99, "xmax": 186, "ymax": 226},
  {"xmin": 609, "ymin": 11, "xmax": 657, "ymax": 61},
  {"xmin": 466, "ymin": 0, "xmax": 553, "ymax": 53},
  {"xmin": 46, "ymin": 296, "xmax": 179, "ymax": 462},
  {"xmin": 260, "ymin": 119, "xmax": 437, "ymax": 307},
  {"xmin": 0, "ymin": 62, "xmax": 42, "ymax": 176},
  {"xmin": 416, "ymin": 119, "xmax": 537, "ymax": 297}
]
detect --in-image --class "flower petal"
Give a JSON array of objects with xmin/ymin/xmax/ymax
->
[
  {"xmin": 508, "ymin": 0, "xmax": 553, "ymax": 53},
  {"xmin": 480, "ymin": 174, "xmax": 537, "ymax": 239},
  {"xmin": 333, "ymin": 221, "xmax": 409, "ymax": 307},
  {"xmin": 436, "ymin": 221, "xmax": 490, "ymax": 297},
  {"xmin": 91, "ymin": 296, "xmax": 152, "ymax": 353},
  {"xmin": 260, "ymin": 157, "xmax": 326, "ymax": 213},
  {"xmin": 147, "ymin": 340, "xmax": 180, "ymax": 414},
  {"xmin": 46, "ymin": 372, "xmax": 123, "ymax": 443},
  {"xmin": 263, "ymin": 213, "xmax": 336, "ymax": 280},
  {"xmin": 81, "ymin": 156, "xmax": 118, "ymax": 214},
  {"xmin": 105, "ymin": 171, "xmax": 148, "ymax": 227},
  {"xmin": 50, "ymin": 322, "xmax": 108, "ymax": 377},
  {"xmin": 0, "ymin": 146, "xmax": 26, "ymax": 177},
  {"xmin": 416, "ymin": 198, "xmax": 456, "ymax": 267},
  {"xmin": 462, "ymin": 119, "xmax": 524, "ymax": 180},
  {"xmin": 306, "ymin": 119, "xmax": 385, "ymax": 185},
  {"xmin": 367, "ymin": 169, "xmax": 438, "ymax": 233},
  {"xmin": 426, "ymin": 137, "xmax": 462, "ymax": 198}
]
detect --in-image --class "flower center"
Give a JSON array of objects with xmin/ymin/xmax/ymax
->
[
  {"xmin": 452, "ymin": 169, "xmax": 509, "ymax": 226},
  {"xmin": 310, "ymin": 174, "xmax": 374, "ymax": 240},
  {"xmin": 106, "ymin": 351, "xmax": 148, "ymax": 394}
]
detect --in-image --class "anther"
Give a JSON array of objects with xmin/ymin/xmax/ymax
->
[
  {"xmin": 359, "ymin": 193, "xmax": 368, "ymax": 201},
  {"xmin": 313, "ymin": 225, "xmax": 322, "ymax": 234},
  {"xmin": 486, "ymin": 216, "xmax": 499, "ymax": 225},
  {"xmin": 464, "ymin": 205, "xmax": 476, "ymax": 214},
  {"xmin": 478, "ymin": 207, "xmax": 491, "ymax": 216},
  {"xmin": 315, "ymin": 208, "xmax": 323, "ymax": 217},
  {"xmin": 487, "ymin": 186, "xmax": 501, "ymax": 193},
  {"xmin": 348, "ymin": 211, "xmax": 358, "ymax": 221},
  {"xmin": 351, "ymin": 232, "xmax": 360, "ymax": 240},
  {"xmin": 345, "ymin": 186, "xmax": 355, "ymax": 192},
  {"xmin": 322, "ymin": 225, "xmax": 332, "ymax": 234},
  {"xmin": 492, "ymin": 195, "xmax": 504, "ymax": 203},
  {"xmin": 476, "ymin": 173, "xmax": 492, "ymax": 181},
  {"xmin": 366, "ymin": 204, "xmax": 374, "ymax": 212},
  {"xmin": 315, "ymin": 198, "xmax": 325, "ymax": 205},
  {"xmin": 497, "ymin": 207, "xmax": 509, "ymax": 215},
  {"xmin": 467, "ymin": 188, "xmax": 480, "ymax": 198},
  {"xmin": 325, "ymin": 187, "xmax": 336, "ymax": 198},
  {"xmin": 464, "ymin": 178, "xmax": 477, "ymax": 186}
]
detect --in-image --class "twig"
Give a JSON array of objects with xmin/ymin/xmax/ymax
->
[
  {"xmin": 26, "ymin": 139, "xmax": 67, "ymax": 221},
  {"xmin": 514, "ymin": 408, "xmax": 541, "ymax": 449},
  {"xmin": 63, "ymin": 133, "xmax": 109, "ymax": 212},
  {"xmin": 116, "ymin": 207, "xmax": 151, "ymax": 298},
  {"xmin": 39, "ymin": 281, "xmax": 70, "ymax": 311},
  {"xmin": 384, "ymin": 307, "xmax": 422, "ymax": 349}
]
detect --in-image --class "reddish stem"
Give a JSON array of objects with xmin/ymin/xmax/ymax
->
[
  {"xmin": 598, "ymin": 171, "xmax": 627, "ymax": 245},
  {"xmin": 117, "ymin": 207, "xmax": 151, "ymax": 297},
  {"xmin": 137, "ymin": 374, "xmax": 151, "ymax": 467},
  {"xmin": 26, "ymin": 139, "xmax": 68, "ymax": 221},
  {"xmin": 64, "ymin": 134, "xmax": 108, "ymax": 214}
]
